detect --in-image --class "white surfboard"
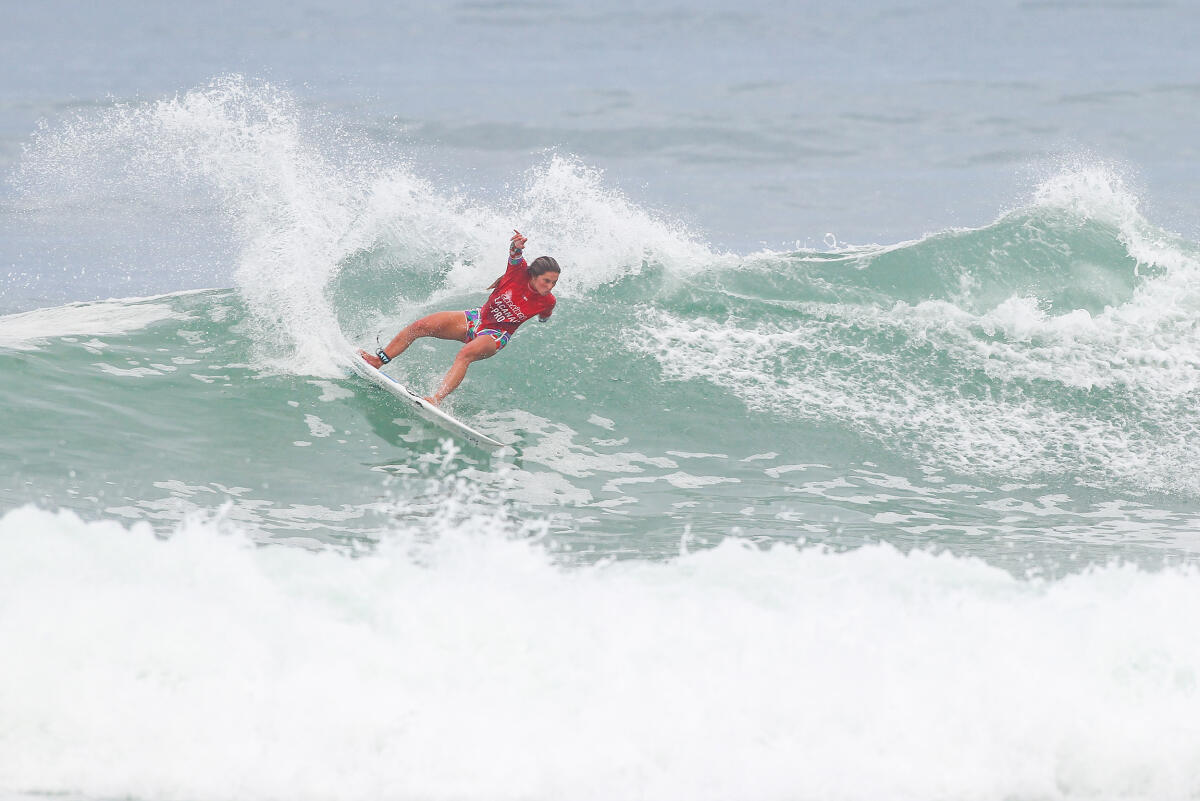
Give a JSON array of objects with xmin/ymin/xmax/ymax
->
[{"xmin": 348, "ymin": 352, "xmax": 504, "ymax": 449}]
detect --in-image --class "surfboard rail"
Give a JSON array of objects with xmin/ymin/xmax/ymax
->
[{"xmin": 347, "ymin": 352, "xmax": 504, "ymax": 449}]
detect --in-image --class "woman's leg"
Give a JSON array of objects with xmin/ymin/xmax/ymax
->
[
  {"xmin": 427, "ymin": 335, "xmax": 499, "ymax": 405},
  {"xmin": 359, "ymin": 311, "xmax": 469, "ymax": 368}
]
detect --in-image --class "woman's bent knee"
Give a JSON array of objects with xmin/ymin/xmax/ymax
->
[{"xmin": 460, "ymin": 339, "xmax": 498, "ymax": 362}]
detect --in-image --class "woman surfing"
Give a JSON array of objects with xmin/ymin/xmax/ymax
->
[{"xmin": 357, "ymin": 230, "xmax": 559, "ymax": 405}]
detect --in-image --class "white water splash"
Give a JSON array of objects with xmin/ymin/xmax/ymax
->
[{"xmin": 1, "ymin": 502, "xmax": 1199, "ymax": 800}]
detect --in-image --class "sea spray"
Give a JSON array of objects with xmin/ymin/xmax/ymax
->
[{"xmin": 13, "ymin": 78, "xmax": 727, "ymax": 383}]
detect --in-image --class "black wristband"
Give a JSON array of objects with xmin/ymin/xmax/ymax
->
[{"xmin": 376, "ymin": 348, "xmax": 391, "ymax": 364}]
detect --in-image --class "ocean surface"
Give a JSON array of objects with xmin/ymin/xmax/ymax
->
[{"xmin": 4, "ymin": 2, "xmax": 1200, "ymax": 799}]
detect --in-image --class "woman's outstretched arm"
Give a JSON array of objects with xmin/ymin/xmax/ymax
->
[{"xmin": 489, "ymin": 229, "xmax": 528, "ymax": 289}]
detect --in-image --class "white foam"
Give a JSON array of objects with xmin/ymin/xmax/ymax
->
[
  {"xmin": 639, "ymin": 306, "xmax": 1200, "ymax": 493},
  {"xmin": 1032, "ymin": 163, "xmax": 1145, "ymax": 232},
  {"xmin": 2, "ymin": 504, "xmax": 1200, "ymax": 800},
  {"xmin": 0, "ymin": 298, "xmax": 180, "ymax": 351},
  {"xmin": 91, "ymin": 362, "xmax": 163, "ymax": 378},
  {"xmin": 303, "ymin": 414, "xmax": 334, "ymax": 438}
]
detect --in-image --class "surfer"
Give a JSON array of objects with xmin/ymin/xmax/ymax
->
[{"xmin": 357, "ymin": 230, "xmax": 559, "ymax": 405}]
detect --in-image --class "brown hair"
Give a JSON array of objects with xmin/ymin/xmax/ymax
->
[
  {"xmin": 528, "ymin": 256, "xmax": 560, "ymax": 277},
  {"xmin": 488, "ymin": 255, "xmax": 560, "ymax": 291}
]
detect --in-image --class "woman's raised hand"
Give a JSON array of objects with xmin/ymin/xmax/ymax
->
[{"xmin": 511, "ymin": 229, "xmax": 528, "ymax": 251}]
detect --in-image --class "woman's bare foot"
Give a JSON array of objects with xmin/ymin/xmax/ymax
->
[
  {"xmin": 423, "ymin": 395, "xmax": 440, "ymax": 406},
  {"xmin": 357, "ymin": 349, "xmax": 384, "ymax": 369}
]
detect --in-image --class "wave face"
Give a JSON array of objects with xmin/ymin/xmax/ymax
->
[{"xmin": 6, "ymin": 79, "xmax": 1200, "ymax": 801}]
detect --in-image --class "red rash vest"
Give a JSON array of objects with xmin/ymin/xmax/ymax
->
[{"xmin": 479, "ymin": 255, "xmax": 556, "ymax": 336}]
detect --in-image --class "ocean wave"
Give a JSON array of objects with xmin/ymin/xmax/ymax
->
[
  {"xmin": 632, "ymin": 167, "xmax": 1200, "ymax": 494},
  {"xmin": 15, "ymin": 78, "xmax": 1200, "ymax": 500}
]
